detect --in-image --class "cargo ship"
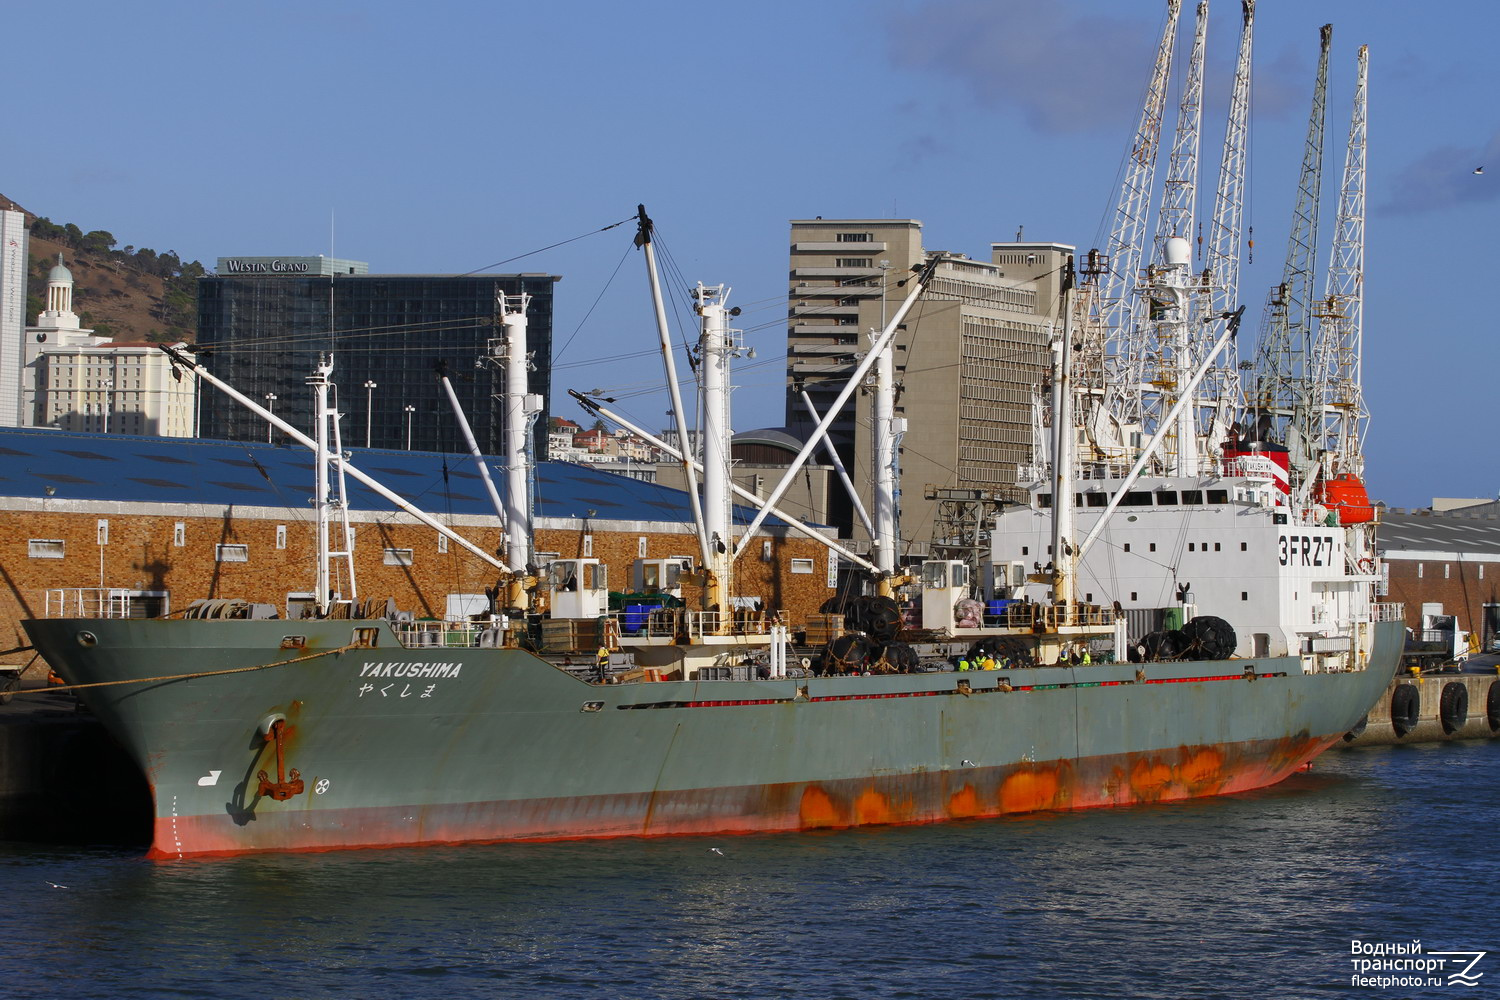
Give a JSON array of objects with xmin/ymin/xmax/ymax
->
[
  {"xmin": 23, "ymin": 8, "xmax": 1400, "ymax": 858},
  {"xmin": 20, "ymin": 247, "xmax": 1401, "ymax": 858}
]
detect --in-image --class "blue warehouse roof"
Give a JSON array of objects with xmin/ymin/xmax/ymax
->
[{"xmin": 0, "ymin": 427, "xmax": 789, "ymax": 528}]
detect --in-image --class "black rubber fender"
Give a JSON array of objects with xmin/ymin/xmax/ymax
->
[
  {"xmin": 1179, "ymin": 616, "xmax": 1238, "ymax": 660},
  {"xmin": 1342, "ymin": 714, "xmax": 1368, "ymax": 742},
  {"xmin": 1390, "ymin": 683, "xmax": 1420, "ymax": 738},
  {"xmin": 820, "ymin": 633, "xmax": 872, "ymax": 675},
  {"xmin": 1489, "ymin": 681, "xmax": 1500, "ymax": 733},
  {"xmin": 875, "ymin": 641, "xmax": 919, "ymax": 673},
  {"xmin": 1139, "ymin": 630, "xmax": 1187, "ymax": 661},
  {"xmin": 1439, "ymin": 681, "xmax": 1469, "ymax": 734}
]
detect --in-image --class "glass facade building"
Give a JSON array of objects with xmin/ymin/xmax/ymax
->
[{"xmin": 196, "ymin": 272, "xmax": 558, "ymax": 456}]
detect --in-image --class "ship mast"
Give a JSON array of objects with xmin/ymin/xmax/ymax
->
[
  {"xmin": 693, "ymin": 282, "xmax": 741, "ymax": 625},
  {"xmin": 636, "ymin": 205, "xmax": 713, "ymax": 571},
  {"xmin": 499, "ymin": 292, "xmax": 539, "ymax": 607},
  {"xmin": 1051, "ymin": 257, "xmax": 1078, "ymax": 613},
  {"xmin": 308, "ymin": 354, "xmax": 357, "ymax": 615},
  {"xmin": 870, "ymin": 326, "xmax": 902, "ymax": 593}
]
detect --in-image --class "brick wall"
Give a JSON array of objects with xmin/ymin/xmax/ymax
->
[
  {"xmin": 0, "ymin": 501, "xmax": 837, "ymax": 661},
  {"xmin": 1384, "ymin": 556, "xmax": 1500, "ymax": 639}
]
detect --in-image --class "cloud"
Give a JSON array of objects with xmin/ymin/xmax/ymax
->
[
  {"xmin": 886, "ymin": 1, "xmax": 1323, "ymax": 139},
  {"xmin": 1380, "ymin": 131, "xmax": 1500, "ymax": 215},
  {"xmin": 885, "ymin": 1, "xmax": 1158, "ymax": 135}
]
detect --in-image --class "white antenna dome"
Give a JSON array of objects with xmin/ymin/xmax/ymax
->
[{"xmin": 1165, "ymin": 237, "xmax": 1191, "ymax": 266}]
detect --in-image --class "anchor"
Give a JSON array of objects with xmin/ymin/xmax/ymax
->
[{"xmin": 256, "ymin": 718, "xmax": 305, "ymax": 801}]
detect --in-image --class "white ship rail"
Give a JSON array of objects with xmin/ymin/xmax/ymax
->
[
  {"xmin": 1372, "ymin": 603, "xmax": 1404, "ymax": 623},
  {"xmin": 42, "ymin": 588, "xmax": 166, "ymax": 619},
  {"xmin": 625, "ymin": 607, "xmax": 773, "ymax": 641},
  {"xmin": 391, "ymin": 620, "xmax": 506, "ymax": 650},
  {"xmin": 998, "ymin": 604, "xmax": 1115, "ymax": 630}
]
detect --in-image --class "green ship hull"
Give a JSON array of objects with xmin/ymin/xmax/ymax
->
[{"xmin": 23, "ymin": 616, "xmax": 1401, "ymax": 858}]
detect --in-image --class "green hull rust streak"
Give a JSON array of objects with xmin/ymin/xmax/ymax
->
[{"xmin": 24, "ymin": 617, "xmax": 1402, "ymax": 858}]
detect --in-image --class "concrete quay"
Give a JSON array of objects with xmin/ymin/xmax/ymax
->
[
  {"xmin": 0, "ymin": 671, "xmax": 150, "ymax": 846},
  {"xmin": 1339, "ymin": 655, "xmax": 1500, "ymax": 748}
]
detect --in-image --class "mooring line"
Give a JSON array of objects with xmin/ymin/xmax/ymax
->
[{"xmin": 12, "ymin": 643, "xmax": 360, "ymax": 696}]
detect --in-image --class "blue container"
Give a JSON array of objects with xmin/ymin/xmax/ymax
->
[
  {"xmin": 622, "ymin": 604, "xmax": 662, "ymax": 635},
  {"xmin": 986, "ymin": 599, "xmax": 1016, "ymax": 620}
]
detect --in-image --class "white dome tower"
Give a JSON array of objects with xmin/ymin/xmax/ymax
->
[{"xmin": 37, "ymin": 253, "xmax": 81, "ymax": 331}]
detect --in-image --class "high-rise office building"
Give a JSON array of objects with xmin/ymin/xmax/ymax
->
[
  {"xmin": 196, "ymin": 257, "xmax": 558, "ymax": 455},
  {"xmin": 785, "ymin": 219, "xmax": 1069, "ymax": 549}
]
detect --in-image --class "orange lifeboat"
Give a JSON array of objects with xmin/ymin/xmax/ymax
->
[{"xmin": 1315, "ymin": 473, "xmax": 1375, "ymax": 524}]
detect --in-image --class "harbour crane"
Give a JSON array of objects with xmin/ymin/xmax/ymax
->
[
  {"xmin": 1141, "ymin": 0, "xmax": 1209, "ymax": 475},
  {"xmin": 1082, "ymin": 0, "xmax": 1182, "ymax": 448},
  {"xmin": 1309, "ymin": 44, "xmax": 1369, "ymax": 494},
  {"xmin": 1247, "ymin": 23, "xmax": 1333, "ymax": 492},
  {"xmin": 1194, "ymin": 0, "xmax": 1255, "ymax": 449}
]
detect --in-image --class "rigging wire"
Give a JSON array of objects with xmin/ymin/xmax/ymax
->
[{"xmin": 455, "ymin": 216, "xmax": 635, "ymax": 277}]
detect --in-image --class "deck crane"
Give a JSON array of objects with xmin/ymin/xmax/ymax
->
[
  {"xmin": 1247, "ymin": 23, "xmax": 1333, "ymax": 491},
  {"xmin": 1140, "ymin": 0, "xmax": 1210, "ymax": 475},
  {"xmin": 1079, "ymin": 0, "xmax": 1182, "ymax": 455},
  {"xmin": 1308, "ymin": 44, "xmax": 1369, "ymax": 519},
  {"xmin": 1195, "ymin": 0, "xmax": 1255, "ymax": 450}
]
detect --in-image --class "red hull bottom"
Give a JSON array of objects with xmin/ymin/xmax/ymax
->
[{"xmin": 148, "ymin": 734, "xmax": 1331, "ymax": 858}]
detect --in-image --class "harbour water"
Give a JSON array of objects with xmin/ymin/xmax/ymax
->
[{"xmin": 4, "ymin": 741, "xmax": 1497, "ymax": 999}]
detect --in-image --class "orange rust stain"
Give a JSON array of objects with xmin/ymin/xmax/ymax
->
[
  {"xmin": 1102, "ymin": 766, "xmax": 1127, "ymax": 804},
  {"xmin": 998, "ymin": 768, "xmax": 1062, "ymax": 814},
  {"xmin": 1177, "ymin": 747, "xmax": 1225, "ymax": 790},
  {"xmin": 947, "ymin": 784, "xmax": 982, "ymax": 818},
  {"xmin": 1129, "ymin": 757, "xmax": 1174, "ymax": 801},
  {"xmin": 853, "ymin": 788, "xmax": 891, "ymax": 825},
  {"xmin": 798, "ymin": 786, "xmax": 841, "ymax": 828}
]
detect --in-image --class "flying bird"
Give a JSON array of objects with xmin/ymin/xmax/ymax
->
[
  {"xmin": 709, "ymin": 847, "xmax": 724, "ymax": 856},
  {"xmin": 1475, "ymin": 167, "xmax": 1485, "ymax": 175},
  {"xmin": 45, "ymin": 881, "xmax": 68, "ymax": 889}
]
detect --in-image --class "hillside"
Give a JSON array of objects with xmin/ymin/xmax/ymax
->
[{"xmin": 2, "ymin": 194, "xmax": 204, "ymax": 343}]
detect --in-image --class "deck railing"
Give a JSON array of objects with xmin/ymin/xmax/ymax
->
[{"xmin": 42, "ymin": 589, "xmax": 166, "ymax": 619}]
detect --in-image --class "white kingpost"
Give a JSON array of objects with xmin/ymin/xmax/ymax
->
[
  {"xmin": 1162, "ymin": 236, "xmax": 1199, "ymax": 476},
  {"xmin": 307, "ymin": 355, "xmax": 335, "ymax": 614},
  {"xmin": 636, "ymin": 205, "xmax": 712, "ymax": 569},
  {"xmin": 1049, "ymin": 260, "xmax": 1077, "ymax": 615},
  {"xmin": 732, "ymin": 256, "xmax": 941, "ymax": 560},
  {"xmin": 695, "ymin": 283, "xmax": 734, "ymax": 619},
  {"xmin": 500, "ymin": 293, "xmax": 535, "ymax": 588},
  {"xmin": 871, "ymin": 328, "xmax": 900, "ymax": 590}
]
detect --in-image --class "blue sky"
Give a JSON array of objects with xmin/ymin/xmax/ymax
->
[{"xmin": 9, "ymin": 1, "xmax": 1496, "ymax": 509}]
